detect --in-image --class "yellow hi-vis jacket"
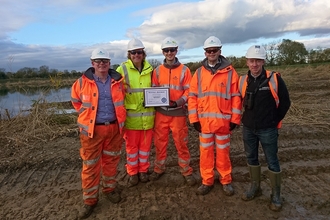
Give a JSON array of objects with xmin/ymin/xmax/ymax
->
[{"xmin": 116, "ymin": 59, "xmax": 155, "ymax": 130}]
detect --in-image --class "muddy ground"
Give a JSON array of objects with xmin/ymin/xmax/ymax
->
[{"xmin": 0, "ymin": 65, "xmax": 330, "ymax": 220}]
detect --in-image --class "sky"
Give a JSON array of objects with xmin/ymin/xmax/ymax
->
[{"xmin": 1, "ymin": 0, "xmax": 330, "ymax": 72}]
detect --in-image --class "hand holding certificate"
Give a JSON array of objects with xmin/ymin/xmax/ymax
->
[{"xmin": 144, "ymin": 87, "xmax": 170, "ymax": 107}]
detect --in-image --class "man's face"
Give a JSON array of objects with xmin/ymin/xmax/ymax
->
[
  {"xmin": 91, "ymin": 59, "xmax": 110, "ymax": 74},
  {"xmin": 204, "ymin": 47, "xmax": 221, "ymax": 62},
  {"xmin": 162, "ymin": 47, "xmax": 177, "ymax": 62},
  {"xmin": 129, "ymin": 49, "xmax": 144, "ymax": 64},
  {"xmin": 246, "ymin": 58, "xmax": 265, "ymax": 76}
]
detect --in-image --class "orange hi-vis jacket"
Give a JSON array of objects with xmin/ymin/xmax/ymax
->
[
  {"xmin": 239, "ymin": 70, "xmax": 282, "ymax": 128},
  {"xmin": 152, "ymin": 59, "xmax": 192, "ymax": 117},
  {"xmin": 71, "ymin": 67, "xmax": 126, "ymax": 138},
  {"xmin": 188, "ymin": 57, "xmax": 242, "ymax": 134}
]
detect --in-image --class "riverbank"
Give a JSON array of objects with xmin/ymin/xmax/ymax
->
[
  {"xmin": 0, "ymin": 77, "xmax": 76, "ymax": 88},
  {"xmin": 0, "ymin": 78, "xmax": 74, "ymax": 119}
]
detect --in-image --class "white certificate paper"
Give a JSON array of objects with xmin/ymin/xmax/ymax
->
[{"xmin": 144, "ymin": 87, "xmax": 170, "ymax": 107}]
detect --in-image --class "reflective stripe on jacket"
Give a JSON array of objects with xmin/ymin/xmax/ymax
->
[
  {"xmin": 116, "ymin": 59, "xmax": 155, "ymax": 130},
  {"xmin": 71, "ymin": 67, "xmax": 126, "ymax": 138},
  {"xmin": 238, "ymin": 70, "xmax": 282, "ymax": 128},
  {"xmin": 152, "ymin": 60, "xmax": 192, "ymax": 116},
  {"xmin": 188, "ymin": 57, "xmax": 242, "ymax": 134}
]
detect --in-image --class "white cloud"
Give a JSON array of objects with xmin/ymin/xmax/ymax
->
[
  {"xmin": 0, "ymin": 0, "xmax": 330, "ymax": 72},
  {"xmin": 299, "ymin": 37, "xmax": 330, "ymax": 50},
  {"xmin": 134, "ymin": 0, "xmax": 330, "ymax": 50}
]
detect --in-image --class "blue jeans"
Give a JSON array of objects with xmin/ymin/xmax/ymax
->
[{"xmin": 242, "ymin": 126, "xmax": 280, "ymax": 172}]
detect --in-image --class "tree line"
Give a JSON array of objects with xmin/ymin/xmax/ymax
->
[{"xmin": 1, "ymin": 39, "xmax": 329, "ymax": 80}]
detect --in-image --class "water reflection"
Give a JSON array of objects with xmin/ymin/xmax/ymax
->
[
  {"xmin": 0, "ymin": 85, "xmax": 66, "ymax": 96},
  {"xmin": 0, "ymin": 86, "xmax": 72, "ymax": 117},
  {"xmin": 0, "ymin": 87, "xmax": 10, "ymax": 96}
]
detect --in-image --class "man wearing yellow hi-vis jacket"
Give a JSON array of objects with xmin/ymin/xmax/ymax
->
[{"xmin": 116, "ymin": 38, "xmax": 155, "ymax": 187}]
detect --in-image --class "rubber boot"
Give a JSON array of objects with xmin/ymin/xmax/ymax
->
[
  {"xmin": 269, "ymin": 170, "xmax": 282, "ymax": 211},
  {"xmin": 242, "ymin": 164, "xmax": 262, "ymax": 201}
]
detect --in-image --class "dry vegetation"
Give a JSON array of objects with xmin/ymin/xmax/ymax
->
[
  {"xmin": 0, "ymin": 101, "xmax": 77, "ymax": 148},
  {"xmin": 282, "ymin": 64, "xmax": 330, "ymax": 130}
]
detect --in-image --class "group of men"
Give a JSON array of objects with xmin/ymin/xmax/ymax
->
[{"xmin": 71, "ymin": 36, "xmax": 291, "ymax": 219}]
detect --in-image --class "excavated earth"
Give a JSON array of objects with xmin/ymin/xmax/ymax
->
[{"xmin": 0, "ymin": 66, "xmax": 330, "ymax": 220}]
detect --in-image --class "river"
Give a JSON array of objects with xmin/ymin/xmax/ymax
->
[{"xmin": 0, "ymin": 86, "xmax": 73, "ymax": 117}]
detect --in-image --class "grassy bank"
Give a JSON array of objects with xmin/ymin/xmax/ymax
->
[{"xmin": 0, "ymin": 77, "xmax": 76, "ymax": 88}]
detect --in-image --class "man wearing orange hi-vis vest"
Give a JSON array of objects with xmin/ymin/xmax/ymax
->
[
  {"xmin": 188, "ymin": 36, "xmax": 242, "ymax": 196},
  {"xmin": 149, "ymin": 37, "xmax": 196, "ymax": 186},
  {"xmin": 71, "ymin": 48, "xmax": 126, "ymax": 219},
  {"xmin": 239, "ymin": 45, "xmax": 290, "ymax": 211}
]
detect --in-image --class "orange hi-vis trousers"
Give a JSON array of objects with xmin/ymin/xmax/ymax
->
[
  {"xmin": 153, "ymin": 112, "xmax": 193, "ymax": 176},
  {"xmin": 124, "ymin": 129, "xmax": 153, "ymax": 175},
  {"xmin": 79, "ymin": 123, "xmax": 123, "ymax": 206},
  {"xmin": 199, "ymin": 132, "xmax": 232, "ymax": 186}
]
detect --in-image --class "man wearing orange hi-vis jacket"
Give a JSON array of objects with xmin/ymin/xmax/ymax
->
[
  {"xmin": 71, "ymin": 48, "xmax": 126, "ymax": 219},
  {"xmin": 149, "ymin": 37, "xmax": 196, "ymax": 186},
  {"xmin": 188, "ymin": 36, "xmax": 242, "ymax": 196}
]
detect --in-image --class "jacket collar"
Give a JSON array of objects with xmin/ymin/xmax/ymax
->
[
  {"xmin": 248, "ymin": 67, "xmax": 266, "ymax": 80},
  {"xmin": 201, "ymin": 55, "xmax": 231, "ymax": 73},
  {"xmin": 163, "ymin": 57, "xmax": 181, "ymax": 69}
]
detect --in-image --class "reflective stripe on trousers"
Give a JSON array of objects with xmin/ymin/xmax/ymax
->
[
  {"xmin": 124, "ymin": 129, "xmax": 153, "ymax": 175},
  {"xmin": 80, "ymin": 124, "xmax": 123, "ymax": 205},
  {"xmin": 153, "ymin": 112, "xmax": 193, "ymax": 175},
  {"xmin": 199, "ymin": 132, "xmax": 232, "ymax": 185}
]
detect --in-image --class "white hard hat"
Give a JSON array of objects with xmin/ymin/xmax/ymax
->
[
  {"xmin": 246, "ymin": 45, "xmax": 266, "ymax": 59},
  {"xmin": 127, "ymin": 38, "xmax": 145, "ymax": 51},
  {"xmin": 161, "ymin": 37, "xmax": 178, "ymax": 49},
  {"xmin": 203, "ymin": 36, "xmax": 222, "ymax": 49},
  {"xmin": 90, "ymin": 48, "xmax": 110, "ymax": 59}
]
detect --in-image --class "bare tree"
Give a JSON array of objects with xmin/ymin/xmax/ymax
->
[
  {"xmin": 263, "ymin": 40, "xmax": 281, "ymax": 66},
  {"xmin": 7, "ymin": 55, "xmax": 15, "ymax": 73},
  {"xmin": 148, "ymin": 59, "xmax": 162, "ymax": 69}
]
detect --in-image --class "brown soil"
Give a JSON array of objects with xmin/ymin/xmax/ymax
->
[{"xmin": 1, "ymin": 65, "xmax": 330, "ymax": 220}]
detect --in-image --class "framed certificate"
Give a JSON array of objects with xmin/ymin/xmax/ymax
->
[{"xmin": 144, "ymin": 87, "xmax": 170, "ymax": 107}]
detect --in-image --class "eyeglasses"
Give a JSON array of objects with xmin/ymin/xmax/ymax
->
[
  {"xmin": 129, "ymin": 50, "xmax": 144, "ymax": 55},
  {"xmin": 247, "ymin": 59, "xmax": 264, "ymax": 64},
  {"xmin": 205, "ymin": 49, "xmax": 220, "ymax": 54},
  {"xmin": 162, "ymin": 48, "xmax": 177, "ymax": 53},
  {"xmin": 92, "ymin": 59, "xmax": 110, "ymax": 64}
]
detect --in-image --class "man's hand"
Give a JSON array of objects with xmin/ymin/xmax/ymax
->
[
  {"xmin": 229, "ymin": 122, "xmax": 238, "ymax": 131},
  {"xmin": 169, "ymin": 100, "xmax": 177, "ymax": 108},
  {"xmin": 193, "ymin": 122, "xmax": 201, "ymax": 133}
]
